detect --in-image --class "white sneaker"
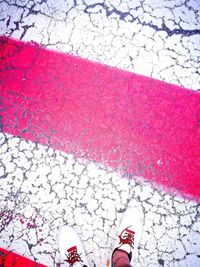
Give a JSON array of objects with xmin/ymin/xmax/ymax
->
[
  {"xmin": 58, "ymin": 226, "xmax": 90, "ymax": 267},
  {"xmin": 111, "ymin": 207, "xmax": 144, "ymax": 266}
]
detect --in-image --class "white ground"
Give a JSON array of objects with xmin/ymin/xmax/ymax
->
[
  {"xmin": 0, "ymin": 0, "xmax": 200, "ymax": 266},
  {"xmin": 0, "ymin": 0, "xmax": 200, "ymax": 90},
  {"xmin": 0, "ymin": 133, "xmax": 200, "ymax": 267}
]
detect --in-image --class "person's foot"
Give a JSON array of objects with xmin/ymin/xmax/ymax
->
[
  {"xmin": 111, "ymin": 207, "xmax": 144, "ymax": 267},
  {"xmin": 58, "ymin": 225, "xmax": 90, "ymax": 267}
]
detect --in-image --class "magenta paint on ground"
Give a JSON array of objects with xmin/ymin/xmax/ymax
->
[{"xmin": 0, "ymin": 36, "xmax": 200, "ymax": 201}]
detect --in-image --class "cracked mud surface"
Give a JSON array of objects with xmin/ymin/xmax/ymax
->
[
  {"xmin": 0, "ymin": 0, "xmax": 200, "ymax": 90},
  {"xmin": 0, "ymin": 133, "xmax": 200, "ymax": 267},
  {"xmin": 0, "ymin": 0, "xmax": 200, "ymax": 266}
]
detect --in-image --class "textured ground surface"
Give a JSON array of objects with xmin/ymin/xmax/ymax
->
[
  {"xmin": 0, "ymin": 0, "xmax": 200, "ymax": 267},
  {"xmin": 0, "ymin": 133, "xmax": 200, "ymax": 267},
  {"xmin": 0, "ymin": 0, "xmax": 200, "ymax": 90}
]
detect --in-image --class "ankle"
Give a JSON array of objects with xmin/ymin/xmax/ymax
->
[{"xmin": 112, "ymin": 249, "xmax": 130, "ymax": 267}]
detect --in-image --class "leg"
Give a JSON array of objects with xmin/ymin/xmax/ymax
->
[
  {"xmin": 112, "ymin": 249, "xmax": 132, "ymax": 267},
  {"xmin": 111, "ymin": 206, "xmax": 144, "ymax": 267}
]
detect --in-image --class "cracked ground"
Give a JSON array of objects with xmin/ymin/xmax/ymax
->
[{"xmin": 0, "ymin": 0, "xmax": 200, "ymax": 267}]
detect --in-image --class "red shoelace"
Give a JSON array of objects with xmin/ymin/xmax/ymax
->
[
  {"xmin": 118, "ymin": 227, "xmax": 135, "ymax": 248},
  {"xmin": 65, "ymin": 246, "xmax": 83, "ymax": 266}
]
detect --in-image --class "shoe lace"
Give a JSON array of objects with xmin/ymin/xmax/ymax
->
[
  {"xmin": 118, "ymin": 227, "xmax": 135, "ymax": 248},
  {"xmin": 64, "ymin": 246, "xmax": 83, "ymax": 266}
]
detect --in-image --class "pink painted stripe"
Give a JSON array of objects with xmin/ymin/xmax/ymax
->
[
  {"xmin": 0, "ymin": 37, "xmax": 200, "ymax": 201},
  {"xmin": 0, "ymin": 247, "xmax": 47, "ymax": 267}
]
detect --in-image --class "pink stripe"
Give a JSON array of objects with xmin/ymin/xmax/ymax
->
[
  {"xmin": 0, "ymin": 37, "xmax": 200, "ymax": 201},
  {"xmin": 0, "ymin": 247, "xmax": 47, "ymax": 267}
]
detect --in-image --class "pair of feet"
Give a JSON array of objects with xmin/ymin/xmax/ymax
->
[{"xmin": 58, "ymin": 207, "xmax": 143, "ymax": 267}]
